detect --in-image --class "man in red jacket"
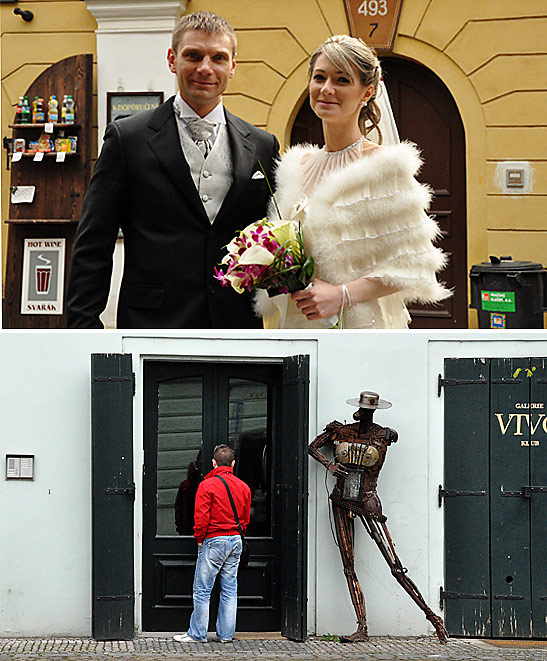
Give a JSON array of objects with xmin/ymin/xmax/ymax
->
[{"xmin": 173, "ymin": 444, "xmax": 251, "ymax": 644}]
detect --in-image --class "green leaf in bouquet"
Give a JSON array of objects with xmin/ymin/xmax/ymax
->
[
  {"xmin": 266, "ymin": 286, "xmax": 283, "ymax": 298},
  {"xmin": 287, "ymin": 273, "xmax": 305, "ymax": 293},
  {"xmin": 258, "ymin": 160, "xmax": 282, "ymax": 220},
  {"xmin": 302, "ymin": 256, "xmax": 314, "ymax": 281}
]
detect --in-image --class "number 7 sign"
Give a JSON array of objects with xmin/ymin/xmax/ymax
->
[{"xmin": 344, "ymin": 0, "xmax": 403, "ymax": 52}]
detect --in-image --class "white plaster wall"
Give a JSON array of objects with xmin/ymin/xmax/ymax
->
[
  {"xmin": 0, "ymin": 331, "xmax": 122, "ymax": 636},
  {"xmin": 86, "ymin": 0, "xmax": 181, "ymax": 141},
  {"xmin": 311, "ymin": 331, "xmax": 439, "ymax": 637},
  {"xmin": 1, "ymin": 329, "xmax": 545, "ymax": 637},
  {"xmin": 95, "ymin": 31, "xmax": 176, "ymax": 141}
]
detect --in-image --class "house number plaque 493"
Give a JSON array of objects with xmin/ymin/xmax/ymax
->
[{"xmin": 344, "ymin": 0, "xmax": 403, "ymax": 52}]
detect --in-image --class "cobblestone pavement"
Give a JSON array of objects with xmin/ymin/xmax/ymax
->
[{"xmin": 0, "ymin": 635, "xmax": 546, "ymax": 660}]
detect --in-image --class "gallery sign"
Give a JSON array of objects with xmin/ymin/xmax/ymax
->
[
  {"xmin": 344, "ymin": 0, "xmax": 403, "ymax": 51},
  {"xmin": 495, "ymin": 404, "xmax": 545, "ymax": 445},
  {"xmin": 20, "ymin": 238, "xmax": 65, "ymax": 315}
]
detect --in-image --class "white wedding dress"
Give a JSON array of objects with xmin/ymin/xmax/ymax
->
[
  {"xmin": 261, "ymin": 139, "xmax": 410, "ymax": 329},
  {"xmin": 256, "ymin": 83, "xmax": 449, "ymax": 329}
]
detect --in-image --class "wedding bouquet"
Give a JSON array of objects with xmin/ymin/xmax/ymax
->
[{"xmin": 214, "ymin": 217, "xmax": 314, "ymax": 296}]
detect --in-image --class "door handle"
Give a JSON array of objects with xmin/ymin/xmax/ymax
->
[
  {"xmin": 522, "ymin": 485, "xmax": 547, "ymax": 498},
  {"xmin": 262, "ymin": 445, "xmax": 268, "ymax": 488}
]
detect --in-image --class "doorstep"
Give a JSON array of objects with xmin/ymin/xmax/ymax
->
[{"xmin": 141, "ymin": 631, "xmax": 284, "ymax": 640}]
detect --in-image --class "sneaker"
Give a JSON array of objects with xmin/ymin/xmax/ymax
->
[
  {"xmin": 217, "ymin": 638, "xmax": 232, "ymax": 643},
  {"xmin": 173, "ymin": 633, "xmax": 201, "ymax": 643}
]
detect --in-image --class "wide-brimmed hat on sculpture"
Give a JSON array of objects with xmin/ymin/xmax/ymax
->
[{"xmin": 346, "ymin": 391, "xmax": 392, "ymax": 409}]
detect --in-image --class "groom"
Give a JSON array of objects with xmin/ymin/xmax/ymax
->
[{"xmin": 66, "ymin": 11, "xmax": 279, "ymax": 328}]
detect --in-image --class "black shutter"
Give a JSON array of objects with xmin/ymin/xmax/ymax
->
[
  {"xmin": 490, "ymin": 358, "xmax": 532, "ymax": 638},
  {"xmin": 442, "ymin": 356, "xmax": 547, "ymax": 639},
  {"xmin": 280, "ymin": 355, "xmax": 309, "ymax": 641},
  {"xmin": 529, "ymin": 358, "xmax": 547, "ymax": 638},
  {"xmin": 441, "ymin": 358, "xmax": 491, "ymax": 636},
  {"xmin": 91, "ymin": 354, "xmax": 135, "ymax": 640}
]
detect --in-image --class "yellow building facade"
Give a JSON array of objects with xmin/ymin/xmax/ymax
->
[{"xmin": 2, "ymin": 0, "xmax": 546, "ymax": 327}]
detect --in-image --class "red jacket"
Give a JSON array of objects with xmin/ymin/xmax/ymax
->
[{"xmin": 193, "ymin": 466, "xmax": 251, "ymax": 544}]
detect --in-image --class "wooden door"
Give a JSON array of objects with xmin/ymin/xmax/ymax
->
[{"xmin": 382, "ymin": 57, "xmax": 467, "ymax": 328}]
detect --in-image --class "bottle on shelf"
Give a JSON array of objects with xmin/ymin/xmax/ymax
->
[
  {"xmin": 65, "ymin": 95, "xmax": 75, "ymax": 124},
  {"xmin": 61, "ymin": 94, "xmax": 68, "ymax": 123},
  {"xmin": 21, "ymin": 96, "xmax": 31, "ymax": 123},
  {"xmin": 47, "ymin": 95, "xmax": 59, "ymax": 123},
  {"xmin": 38, "ymin": 97, "xmax": 45, "ymax": 122},
  {"xmin": 32, "ymin": 96, "xmax": 45, "ymax": 123},
  {"xmin": 15, "ymin": 97, "xmax": 24, "ymax": 124}
]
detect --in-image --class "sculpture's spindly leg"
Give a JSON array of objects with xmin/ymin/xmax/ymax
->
[
  {"xmin": 333, "ymin": 504, "xmax": 369, "ymax": 643},
  {"xmin": 359, "ymin": 514, "xmax": 449, "ymax": 644}
]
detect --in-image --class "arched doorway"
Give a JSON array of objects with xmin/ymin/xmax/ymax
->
[{"xmin": 290, "ymin": 58, "xmax": 468, "ymax": 329}]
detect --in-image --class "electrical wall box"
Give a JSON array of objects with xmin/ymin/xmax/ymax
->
[
  {"xmin": 497, "ymin": 161, "xmax": 532, "ymax": 194},
  {"xmin": 6, "ymin": 455, "xmax": 34, "ymax": 480},
  {"xmin": 506, "ymin": 169, "xmax": 524, "ymax": 188}
]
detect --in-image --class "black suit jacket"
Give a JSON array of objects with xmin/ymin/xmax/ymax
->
[{"xmin": 66, "ymin": 97, "xmax": 279, "ymax": 328}]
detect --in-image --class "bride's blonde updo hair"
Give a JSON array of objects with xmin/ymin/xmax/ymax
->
[{"xmin": 308, "ymin": 34, "xmax": 383, "ymax": 143}]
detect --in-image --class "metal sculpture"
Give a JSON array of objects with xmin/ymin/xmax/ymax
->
[{"xmin": 309, "ymin": 391, "xmax": 448, "ymax": 644}]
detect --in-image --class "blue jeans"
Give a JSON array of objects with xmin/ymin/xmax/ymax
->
[{"xmin": 187, "ymin": 535, "xmax": 242, "ymax": 642}]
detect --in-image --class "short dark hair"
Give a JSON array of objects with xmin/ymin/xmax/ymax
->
[
  {"xmin": 214, "ymin": 444, "xmax": 235, "ymax": 466},
  {"xmin": 171, "ymin": 11, "xmax": 237, "ymax": 56}
]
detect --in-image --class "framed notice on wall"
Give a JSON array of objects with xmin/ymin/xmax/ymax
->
[
  {"xmin": 20, "ymin": 238, "xmax": 66, "ymax": 315},
  {"xmin": 107, "ymin": 92, "xmax": 164, "ymax": 123},
  {"xmin": 344, "ymin": 0, "xmax": 403, "ymax": 52}
]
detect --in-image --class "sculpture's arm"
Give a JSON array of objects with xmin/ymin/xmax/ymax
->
[
  {"xmin": 386, "ymin": 427, "xmax": 398, "ymax": 444},
  {"xmin": 308, "ymin": 421, "xmax": 348, "ymax": 477}
]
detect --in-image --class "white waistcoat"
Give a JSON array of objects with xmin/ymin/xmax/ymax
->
[{"xmin": 178, "ymin": 123, "xmax": 233, "ymax": 224}]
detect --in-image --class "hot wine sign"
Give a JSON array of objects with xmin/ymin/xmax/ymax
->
[{"xmin": 20, "ymin": 238, "xmax": 65, "ymax": 315}]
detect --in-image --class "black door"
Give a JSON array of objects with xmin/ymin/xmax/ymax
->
[
  {"xmin": 142, "ymin": 358, "xmax": 308, "ymax": 637},
  {"xmin": 441, "ymin": 357, "xmax": 547, "ymax": 637}
]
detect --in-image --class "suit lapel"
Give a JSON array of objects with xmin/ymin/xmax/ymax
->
[
  {"xmin": 215, "ymin": 110, "xmax": 256, "ymax": 223},
  {"xmin": 147, "ymin": 98, "xmax": 209, "ymax": 227}
]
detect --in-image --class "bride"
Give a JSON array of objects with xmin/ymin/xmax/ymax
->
[{"xmin": 256, "ymin": 35, "xmax": 451, "ymax": 329}]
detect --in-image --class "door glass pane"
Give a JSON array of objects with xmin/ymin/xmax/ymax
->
[
  {"xmin": 157, "ymin": 377, "xmax": 203, "ymax": 536},
  {"xmin": 228, "ymin": 379, "xmax": 271, "ymax": 536}
]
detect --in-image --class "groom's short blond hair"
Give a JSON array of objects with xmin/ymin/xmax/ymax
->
[{"xmin": 171, "ymin": 11, "xmax": 237, "ymax": 56}]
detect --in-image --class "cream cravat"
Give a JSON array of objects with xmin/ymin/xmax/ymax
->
[{"xmin": 184, "ymin": 117, "xmax": 217, "ymax": 158}]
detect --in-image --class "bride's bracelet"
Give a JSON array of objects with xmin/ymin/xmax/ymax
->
[{"xmin": 341, "ymin": 283, "xmax": 352, "ymax": 308}]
